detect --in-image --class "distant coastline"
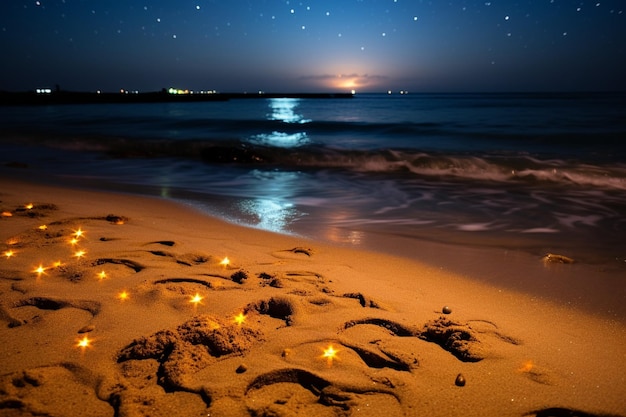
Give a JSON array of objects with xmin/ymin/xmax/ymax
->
[{"xmin": 0, "ymin": 89, "xmax": 354, "ymax": 106}]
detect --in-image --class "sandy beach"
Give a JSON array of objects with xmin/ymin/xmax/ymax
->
[{"xmin": 0, "ymin": 178, "xmax": 624, "ymax": 417}]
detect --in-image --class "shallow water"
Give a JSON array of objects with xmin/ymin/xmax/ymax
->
[{"xmin": 1, "ymin": 93, "xmax": 625, "ymax": 270}]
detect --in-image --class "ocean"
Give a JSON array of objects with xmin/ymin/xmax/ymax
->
[{"xmin": 1, "ymin": 92, "xmax": 625, "ymax": 272}]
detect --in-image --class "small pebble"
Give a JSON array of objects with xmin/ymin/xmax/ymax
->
[
  {"xmin": 455, "ymin": 373, "xmax": 466, "ymax": 387},
  {"xmin": 442, "ymin": 306, "xmax": 452, "ymax": 314},
  {"xmin": 235, "ymin": 364, "xmax": 248, "ymax": 374}
]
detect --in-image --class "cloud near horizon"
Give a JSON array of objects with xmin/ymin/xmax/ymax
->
[{"xmin": 299, "ymin": 73, "xmax": 388, "ymax": 91}]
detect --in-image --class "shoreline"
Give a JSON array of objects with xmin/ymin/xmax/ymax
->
[
  {"xmin": 1, "ymin": 178, "xmax": 624, "ymax": 416},
  {"xmin": 3, "ymin": 170, "xmax": 625, "ymax": 321},
  {"xmin": 103, "ymin": 182, "xmax": 626, "ymax": 322}
]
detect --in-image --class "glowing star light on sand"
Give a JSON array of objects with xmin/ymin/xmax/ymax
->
[
  {"xmin": 118, "ymin": 291, "xmax": 129, "ymax": 301},
  {"xmin": 33, "ymin": 265, "xmax": 46, "ymax": 276},
  {"xmin": 233, "ymin": 312, "xmax": 246, "ymax": 325},
  {"xmin": 189, "ymin": 293, "xmax": 204, "ymax": 305},
  {"xmin": 76, "ymin": 336, "xmax": 92, "ymax": 349},
  {"xmin": 98, "ymin": 271, "xmax": 107, "ymax": 280},
  {"xmin": 220, "ymin": 256, "xmax": 230, "ymax": 267},
  {"xmin": 74, "ymin": 249, "xmax": 86, "ymax": 258},
  {"xmin": 73, "ymin": 228, "xmax": 85, "ymax": 239},
  {"xmin": 3, "ymin": 250, "xmax": 14, "ymax": 259},
  {"xmin": 321, "ymin": 345, "xmax": 340, "ymax": 366}
]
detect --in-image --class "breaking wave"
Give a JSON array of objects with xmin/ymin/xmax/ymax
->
[{"xmin": 8, "ymin": 131, "xmax": 624, "ymax": 191}]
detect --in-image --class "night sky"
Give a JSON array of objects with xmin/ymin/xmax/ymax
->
[{"xmin": 1, "ymin": 1, "xmax": 625, "ymax": 93}]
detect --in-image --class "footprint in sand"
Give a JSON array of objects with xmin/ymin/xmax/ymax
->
[
  {"xmin": 3, "ymin": 202, "xmax": 58, "ymax": 219},
  {"xmin": 107, "ymin": 359, "xmax": 210, "ymax": 417},
  {"xmin": 103, "ymin": 247, "xmax": 523, "ymax": 417},
  {"xmin": 92, "ymin": 258, "xmax": 145, "ymax": 273},
  {"xmin": 341, "ymin": 292, "xmax": 387, "ymax": 309},
  {"xmin": 245, "ymin": 296, "xmax": 301, "ymax": 326},
  {"xmin": 147, "ymin": 277, "xmax": 237, "ymax": 311},
  {"xmin": 238, "ymin": 296, "xmax": 420, "ymax": 415},
  {"xmin": 153, "ymin": 277, "xmax": 214, "ymax": 290},
  {"xmin": 339, "ymin": 318, "xmax": 421, "ymax": 371},
  {"xmin": 418, "ymin": 316, "xmax": 521, "ymax": 362},
  {"xmin": 144, "ymin": 249, "xmax": 211, "ymax": 266},
  {"xmin": 271, "ymin": 247, "xmax": 315, "ymax": 260},
  {"xmin": 2, "ymin": 296, "xmax": 100, "ymax": 331},
  {"xmin": 244, "ymin": 367, "xmax": 404, "ymax": 416},
  {"xmin": 140, "ymin": 240, "xmax": 212, "ymax": 266},
  {"xmin": 0, "ymin": 363, "xmax": 110, "ymax": 416}
]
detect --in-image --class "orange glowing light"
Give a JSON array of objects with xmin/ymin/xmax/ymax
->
[
  {"xmin": 3, "ymin": 250, "xmax": 14, "ymax": 259},
  {"xmin": 25, "ymin": 203, "xmax": 34, "ymax": 210},
  {"xmin": 33, "ymin": 265, "xmax": 46, "ymax": 276},
  {"xmin": 189, "ymin": 293, "xmax": 203, "ymax": 304},
  {"xmin": 74, "ymin": 250, "xmax": 86, "ymax": 258},
  {"xmin": 73, "ymin": 228, "xmax": 85, "ymax": 239},
  {"xmin": 118, "ymin": 291, "xmax": 129, "ymax": 301},
  {"xmin": 220, "ymin": 256, "xmax": 230, "ymax": 266},
  {"xmin": 1, "ymin": 211, "xmax": 12, "ymax": 217},
  {"xmin": 322, "ymin": 345, "xmax": 339, "ymax": 365},
  {"xmin": 234, "ymin": 312, "xmax": 246, "ymax": 325},
  {"xmin": 76, "ymin": 335, "xmax": 91, "ymax": 349},
  {"xmin": 335, "ymin": 76, "xmax": 359, "ymax": 90},
  {"xmin": 52, "ymin": 260, "xmax": 63, "ymax": 268},
  {"xmin": 38, "ymin": 225, "xmax": 48, "ymax": 231},
  {"xmin": 98, "ymin": 271, "xmax": 107, "ymax": 280},
  {"xmin": 69, "ymin": 237, "xmax": 79, "ymax": 245}
]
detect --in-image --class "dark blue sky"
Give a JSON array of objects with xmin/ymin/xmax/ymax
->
[{"xmin": 1, "ymin": 1, "xmax": 625, "ymax": 93}]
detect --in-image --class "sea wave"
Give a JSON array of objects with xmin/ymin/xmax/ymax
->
[{"xmin": 18, "ymin": 133, "xmax": 622, "ymax": 191}]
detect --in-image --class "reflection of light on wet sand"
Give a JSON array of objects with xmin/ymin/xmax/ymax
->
[
  {"xmin": 322, "ymin": 210, "xmax": 364, "ymax": 245},
  {"xmin": 239, "ymin": 198, "xmax": 296, "ymax": 234},
  {"xmin": 324, "ymin": 227, "xmax": 364, "ymax": 245},
  {"xmin": 235, "ymin": 170, "xmax": 303, "ymax": 234}
]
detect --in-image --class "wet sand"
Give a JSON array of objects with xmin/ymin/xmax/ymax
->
[{"xmin": 0, "ymin": 179, "xmax": 624, "ymax": 417}]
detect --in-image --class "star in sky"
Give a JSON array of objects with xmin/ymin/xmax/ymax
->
[{"xmin": 0, "ymin": 1, "xmax": 624, "ymax": 92}]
